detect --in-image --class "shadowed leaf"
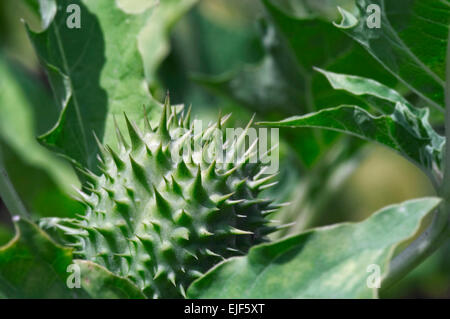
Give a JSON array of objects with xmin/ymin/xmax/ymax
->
[{"xmin": 0, "ymin": 217, "xmax": 145, "ymax": 298}]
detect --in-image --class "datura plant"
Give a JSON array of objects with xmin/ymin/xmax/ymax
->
[
  {"xmin": 40, "ymin": 98, "xmax": 281, "ymax": 298},
  {"xmin": 0, "ymin": 0, "xmax": 449, "ymax": 299}
]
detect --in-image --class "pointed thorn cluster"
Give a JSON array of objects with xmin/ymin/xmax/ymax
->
[{"xmin": 66, "ymin": 97, "xmax": 284, "ymax": 298}]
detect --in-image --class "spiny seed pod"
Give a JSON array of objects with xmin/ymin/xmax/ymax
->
[{"xmin": 47, "ymin": 97, "xmax": 284, "ymax": 298}]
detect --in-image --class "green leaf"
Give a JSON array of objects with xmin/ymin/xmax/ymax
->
[
  {"xmin": 0, "ymin": 217, "xmax": 144, "ymax": 298},
  {"xmin": 314, "ymin": 68, "xmax": 445, "ymax": 160},
  {"xmin": 0, "ymin": 217, "xmax": 85, "ymax": 298},
  {"xmin": 335, "ymin": 0, "xmax": 449, "ymax": 110},
  {"xmin": 187, "ymin": 197, "xmax": 441, "ymax": 298},
  {"xmin": 26, "ymin": 0, "xmax": 161, "ymax": 171},
  {"xmin": 259, "ymin": 70, "xmax": 444, "ymax": 180},
  {"xmin": 0, "ymin": 53, "xmax": 70, "ymax": 184},
  {"xmin": 138, "ymin": 0, "xmax": 198, "ymax": 86},
  {"xmin": 260, "ymin": 104, "xmax": 438, "ymax": 177},
  {"xmin": 314, "ymin": 67, "xmax": 410, "ymax": 111},
  {"xmin": 0, "ymin": 54, "xmax": 80, "ymax": 218}
]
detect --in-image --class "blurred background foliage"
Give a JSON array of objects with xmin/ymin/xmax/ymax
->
[{"xmin": 0, "ymin": 0, "xmax": 447, "ymax": 298}]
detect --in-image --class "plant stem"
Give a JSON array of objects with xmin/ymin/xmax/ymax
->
[
  {"xmin": 0, "ymin": 146, "xmax": 29, "ymax": 218},
  {"xmin": 382, "ymin": 31, "xmax": 450, "ymax": 290}
]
